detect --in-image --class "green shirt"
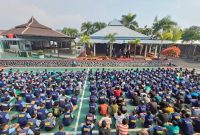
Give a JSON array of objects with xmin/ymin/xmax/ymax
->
[{"xmin": 164, "ymin": 124, "xmax": 179, "ymax": 135}]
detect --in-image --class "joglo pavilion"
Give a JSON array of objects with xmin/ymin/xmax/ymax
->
[
  {"xmin": 0, "ymin": 17, "xmax": 200, "ymax": 58},
  {"xmin": 0, "ymin": 17, "xmax": 73, "ymax": 57}
]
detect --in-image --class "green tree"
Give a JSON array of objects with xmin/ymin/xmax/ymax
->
[
  {"xmin": 121, "ymin": 12, "xmax": 139, "ymax": 30},
  {"xmin": 128, "ymin": 39, "xmax": 141, "ymax": 57},
  {"xmin": 156, "ymin": 31, "xmax": 173, "ymax": 59},
  {"xmin": 93, "ymin": 22, "xmax": 107, "ymax": 33},
  {"xmin": 158, "ymin": 31, "xmax": 173, "ymax": 41},
  {"xmin": 171, "ymin": 27, "xmax": 183, "ymax": 42},
  {"xmin": 182, "ymin": 26, "xmax": 200, "ymax": 41},
  {"xmin": 138, "ymin": 25, "xmax": 153, "ymax": 36},
  {"xmin": 152, "ymin": 16, "xmax": 177, "ymax": 36},
  {"xmin": 62, "ymin": 27, "xmax": 79, "ymax": 37},
  {"xmin": 81, "ymin": 22, "xmax": 94, "ymax": 35},
  {"xmin": 105, "ymin": 33, "xmax": 117, "ymax": 57},
  {"xmin": 81, "ymin": 21, "xmax": 107, "ymax": 35},
  {"xmin": 80, "ymin": 34, "xmax": 91, "ymax": 56}
]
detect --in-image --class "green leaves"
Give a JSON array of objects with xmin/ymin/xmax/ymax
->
[
  {"xmin": 62, "ymin": 27, "xmax": 79, "ymax": 38},
  {"xmin": 152, "ymin": 16, "xmax": 177, "ymax": 40},
  {"xmin": 158, "ymin": 31, "xmax": 173, "ymax": 40},
  {"xmin": 81, "ymin": 22, "xmax": 93, "ymax": 36},
  {"xmin": 151, "ymin": 16, "xmax": 183, "ymax": 42},
  {"xmin": 138, "ymin": 25, "xmax": 153, "ymax": 36},
  {"xmin": 105, "ymin": 33, "xmax": 117, "ymax": 43},
  {"xmin": 182, "ymin": 26, "xmax": 200, "ymax": 41},
  {"xmin": 93, "ymin": 22, "xmax": 107, "ymax": 33},
  {"xmin": 171, "ymin": 27, "xmax": 183, "ymax": 42},
  {"xmin": 128, "ymin": 39, "xmax": 141, "ymax": 45},
  {"xmin": 152, "ymin": 16, "xmax": 177, "ymax": 36},
  {"xmin": 81, "ymin": 21, "xmax": 107, "ymax": 35},
  {"xmin": 80, "ymin": 34, "xmax": 90, "ymax": 46},
  {"xmin": 121, "ymin": 12, "xmax": 138, "ymax": 30}
]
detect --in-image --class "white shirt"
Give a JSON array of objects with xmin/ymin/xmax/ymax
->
[
  {"xmin": 114, "ymin": 113, "xmax": 125, "ymax": 126},
  {"xmin": 99, "ymin": 116, "xmax": 112, "ymax": 128}
]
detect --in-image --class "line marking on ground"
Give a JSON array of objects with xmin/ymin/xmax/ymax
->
[
  {"xmin": 43, "ymin": 128, "xmax": 143, "ymax": 135},
  {"xmin": 74, "ymin": 68, "xmax": 89, "ymax": 135},
  {"xmin": 81, "ymin": 98, "xmax": 131, "ymax": 102}
]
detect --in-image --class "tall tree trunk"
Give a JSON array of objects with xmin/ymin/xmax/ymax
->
[{"xmin": 110, "ymin": 43, "xmax": 112, "ymax": 57}]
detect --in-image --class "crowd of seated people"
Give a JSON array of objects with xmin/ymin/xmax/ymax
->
[
  {"xmin": 0, "ymin": 69, "xmax": 87, "ymax": 135},
  {"xmin": 0, "ymin": 59, "xmax": 170, "ymax": 67},
  {"xmin": 81, "ymin": 68, "xmax": 200, "ymax": 135},
  {"xmin": 0, "ymin": 68, "xmax": 200, "ymax": 135}
]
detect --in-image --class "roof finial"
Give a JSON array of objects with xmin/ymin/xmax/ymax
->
[{"xmin": 108, "ymin": 19, "xmax": 122, "ymax": 26}]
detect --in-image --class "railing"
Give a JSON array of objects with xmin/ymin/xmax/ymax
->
[{"xmin": 0, "ymin": 59, "xmax": 170, "ymax": 67}]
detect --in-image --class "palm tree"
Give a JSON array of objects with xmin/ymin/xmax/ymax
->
[
  {"xmin": 81, "ymin": 22, "xmax": 93, "ymax": 35},
  {"xmin": 133, "ymin": 39, "xmax": 141, "ymax": 57},
  {"xmin": 128, "ymin": 39, "xmax": 141, "ymax": 58},
  {"xmin": 93, "ymin": 22, "xmax": 107, "ymax": 33},
  {"xmin": 157, "ymin": 31, "xmax": 173, "ymax": 59},
  {"xmin": 80, "ymin": 34, "xmax": 91, "ymax": 56},
  {"xmin": 171, "ymin": 27, "xmax": 183, "ymax": 42},
  {"xmin": 121, "ymin": 13, "xmax": 138, "ymax": 30},
  {"xmin": 152, "ymin": 16, "xmax": 177, "ymax": 37},
  {"xmin": 105, "ymin": 33, "xmax": 117, "ymax": 57},
  {"xmin": 138, "ymin": 25, "xmax": 153, "ymax": 37},
  {"xmin": 156, "ymin": 28, "xmax": 182, "ymax": 59},
  {"xmin": 62, "ymin": 27, "xmax": 79, "ymax": 38}
]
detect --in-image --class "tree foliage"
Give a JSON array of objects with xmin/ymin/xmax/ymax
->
[
  {"xmin": 158, "ymin": 31, "xmax": 173, "ymax": 40},
  {"xmin": 121, "ymin": 12, "xmax": 138, "ymax": 30},
  {"xmin": 93, "ymin": 22, "xmax": 107, "ymax": 33},
  {"xmin": 182, "ymin": 26, "xmax": 200, "ymax": 41},
  {"xmin": 105, "ymin": 33, "xmax": 117, "ymax": 43},
  {"xmin": 81, "ymin": 21, "xmax": 107, "ymax": 35},
  {"xmin": 62, "ymin": 27, "xmax": 79, "ymax": 37},
  {"xmin": 171, "ymin": 27, "xmax": 183, "ymax": 42},
  {"xmin": 80, "ymin": 34, "xmax": 90, "ymax": 45},
  {"xmin": 81, "ymin": 21, "xmax": 93, "ymax": 35},
  {"xmin": 161, "ymin": 46, "xmax": 181, "ymax": 57},
  {"xmin": 138, "ymin": 25, "xmax": 153, "ymax": 36},
  {"xmin": 128, "ymin": 39, "xmax": 141, "ymax": 56},
  {"xmin": 152, "ymin": 16, "xmax": 177, "ymax": 34},
  {"xmin": 152, "ymin": 16, "xmax": 178, "ymax": 40}
]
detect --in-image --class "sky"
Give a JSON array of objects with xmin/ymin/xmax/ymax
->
[{"xmin": 0, "ymin": 0, "xmax": 200, "ymax": 31}]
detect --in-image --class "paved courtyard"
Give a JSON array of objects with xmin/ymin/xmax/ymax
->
[{"xmin": 172, "ymin": 58, "xmax": 200, "ymax": 72}]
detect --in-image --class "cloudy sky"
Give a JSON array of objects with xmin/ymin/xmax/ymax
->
[{"xmin": 0, "ymin": 0, "xmax": 200, "ymax": 30}]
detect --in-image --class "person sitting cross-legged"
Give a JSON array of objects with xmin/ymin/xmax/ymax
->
[
  {"xmin": 44, "ymin": 113, "xmax": 56, "ymax": 131},
  {"xmin": 54, "ymin": 124, "xmax": 67, "ymax": 135},
  {"xmin": 116, "ymin": 118, "xmax": 129, "ymax": 135},
  {"xmin": 99, "ymin": 120, "xmax": 111, "ymax": 135},
  {"xmin": 63, "ymin": 108, "xmax": 74, "ymax": 126},
  {"xmin": 98, "ymin": 113, "xmax": 112, "ymax": 129},
  {"xmin": 99, "ymin": 101, "xmax": 108, "ymax": 116}
]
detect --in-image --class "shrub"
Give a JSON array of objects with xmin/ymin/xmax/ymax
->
[{"xmin": 161, "ymin": 46, "xmax": 181, "ymax": 58}]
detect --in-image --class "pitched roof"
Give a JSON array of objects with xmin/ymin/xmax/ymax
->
[
  {"xmin": 3, "ymin": 17, "xmax": 69, "ymax": 38},
  {"xmin": 90, "ymin": 19, "xmax": 149, "ymax": 41}
]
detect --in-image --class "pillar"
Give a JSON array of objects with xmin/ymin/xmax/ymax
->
[
  {"xmin": 149, "ymin": 45, "xmax": 152, "ymax": 53},
  {"xmin": 144, "ymin": 45, "xmax": 148, "ymax": 57},
  {"xmin": 139, "ymin": 45, "xmax": 143, "ymax": 55},
  {"xmin": 193, "ymin": 45, "xmax": 197, "ymax": 56},
  {"xmin": 93, "ymin": 44, "xmax": 96, "ymax": 56},
  {"xmin": 109, "ymin": 43, "xmax": 112, "ymax": 57},
  {"xmin": 154, "ymin": 45, "xmax": 158, "ymax": 58}
]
